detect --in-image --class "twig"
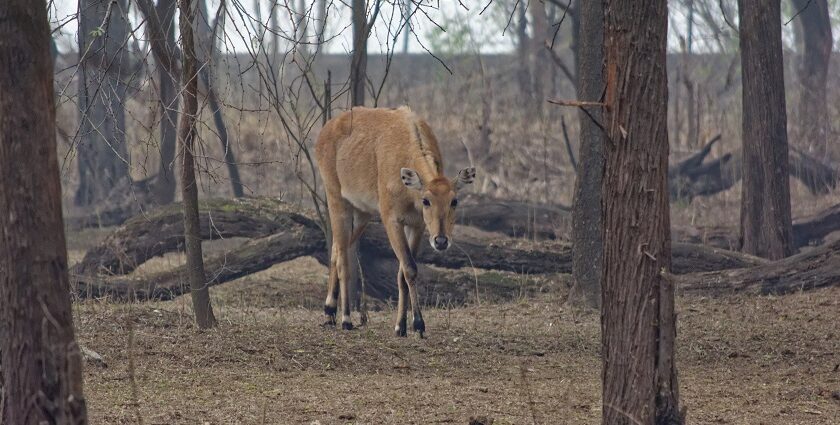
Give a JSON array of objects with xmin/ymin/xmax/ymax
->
[
  {"xmin": 546, "ymin": 99, "xmax": 605, "ymax": 108},
  {"xmin": 785, "ymin": 0, "xmax": 813, "ymax": 25}
]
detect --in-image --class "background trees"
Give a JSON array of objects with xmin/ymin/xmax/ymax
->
[
  {"xmin": 0, "ymin": 1, "xmax": 88, "ymax": 421},
  {"xmin": 29, "ymin": 0, "xmax": 840, "ymax": 421}
]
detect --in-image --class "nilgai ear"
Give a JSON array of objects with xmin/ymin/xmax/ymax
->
[
  {"xmin": 400, "ymin": 168, "xmax": 424, "ymax": 190},
  {"xmin": 453, "ymin": 167, "xmax": 476, "ymax": 191}
]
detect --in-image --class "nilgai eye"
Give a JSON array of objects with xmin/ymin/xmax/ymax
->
[
  {"xmin": 451, "ymin": 198, "xmax": 458, "ymax": 208},
  {"xmin": 422, "ymin": 198, "xmax": 431, "ymax": 207}
]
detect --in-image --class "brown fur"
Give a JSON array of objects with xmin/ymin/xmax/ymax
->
[{"xmin": 315, "ymin": 106, "xmax": 475, "ymax": 336}]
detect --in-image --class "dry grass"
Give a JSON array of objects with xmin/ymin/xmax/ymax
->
[{"xmin": 71, "ymin": 253, "xmax": 840, "ymax": 424}]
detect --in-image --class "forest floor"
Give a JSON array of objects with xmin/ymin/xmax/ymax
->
[{"xmin": 67, "ymin": 236, "xmax": 840, "ymax": 425}]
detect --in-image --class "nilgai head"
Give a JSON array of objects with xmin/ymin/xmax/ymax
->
[{"xmin": 400, "ymin": 166, "xmax": 476, "ymax": 251}]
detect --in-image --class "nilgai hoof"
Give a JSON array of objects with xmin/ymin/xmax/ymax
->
[
  {"xmin": 395, "ymin": 319, "xmax": 407, "ymax": 337},
  {"xmin": 413, "ymin": 318, "xmax": 425, "ymax": 338},
  {"xmin": 324, "ymin": 305, "xmax": 337, "ymax": 326},
  {"xmin": 342, "ymin": 322, "xmax": 354, "ymax": 331}
]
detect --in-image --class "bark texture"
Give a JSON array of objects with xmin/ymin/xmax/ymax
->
[
  {"xmin": 738, "ymin": 0, "xmax": 794, "ymax": 260},
  {"xmin": 601, "ymin": 1, "xmax": 682, "ymax": 424},
  {"xmin": 179, "ymin": 0, "xmax": 217, "ymax": 329},
  {"xmin": 568, "ymin": 0, "xmax": 604, "ymax": 309},
  {"xmin": 75, "ymin": 0, "xmax": 132, "ymax": 207},
  {"xmin": 350, "ymin": 0, "xmax": 368, "ymax": 106},
  {"xmin": 0, "ymin": 2, "xmax": 89, "ymax": 422},
  {"xmin": 792, "ymin": 0, "xmax": 832, "ymax": 158}
]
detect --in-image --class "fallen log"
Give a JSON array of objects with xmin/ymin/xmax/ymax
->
[
  {"xmin": 669, "ymin": 135, "xmax": 740, "ymax": 201},
  {"xmin": 70, "ymin": 197, "xmax": 301, "ymax": 276},
  {"xmin": 457, "ymin": 193, "xmax": 569, "ymax": 240},
  {"xmin": 74, "ymin": 226, "xmax": 325, "ymax": 301},
  {"xmin": 669, "ymin": 137, "xmax": 840, "ymax": 200},
  {"xmin": 789, "ymin": 148, "xmax": 839, "ymax": 195},
  {"xmin": 64, "ymin": 191, "xmax": 570, "ymax": 240},
  {"xmin": 792, "ymin": 202, "xmax": 840, "ymax": 247},
  {"xmin": 71, "ymin": 198, "xmax": 764, "ymax": 301},
  {"xmin": 678, "ymin": 239, "xmax": 840, "ymax": 296},
  {"xmin": 673, "ymin": 201, "xmax": 840, "ymax": 250}
]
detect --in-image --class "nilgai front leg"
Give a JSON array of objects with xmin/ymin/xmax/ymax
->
[{"xmin": 384, "ymin": 219, "xmax": 425, "ymax": 337}]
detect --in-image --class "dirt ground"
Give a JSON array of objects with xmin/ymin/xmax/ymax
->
[{"xmin": 70, "ymin": 253, "xmax": 840, "ymax": 425}]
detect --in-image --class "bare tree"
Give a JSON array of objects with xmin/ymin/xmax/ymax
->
[
  {"xmin": 738, "ymin": 0, "xmax": 794, "ymax": 259},
  {"xmin": 198, "ymin": 0, "xmax": 245, "ymax": 198},
  {"xmin": 180, "ymin": 0, "xmax": 217, "ymax": 329},
  {"xmin": 601, "ymin": 0, "xmax": 682, "ymax": 424},
  {"xmin": 75, "ymin": 0, "xmax": 133, "ymax": 206},
  {"xmin": 151, "ymin": 0, "xmax": 180, "ymax": 204},
  {"xmin": 0, "ymin": 0, "xmax": 89, "ymax": 421},
  {"xmin": 791, "ymin": 0, "xmax": 832, "ymax": 158},
  {"xmin": 567, "ymin": 0, "xmax": 603, "ymax": 309}
]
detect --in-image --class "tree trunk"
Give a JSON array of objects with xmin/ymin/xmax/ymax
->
[
  {"xmin": 738, "ymin": 0, "xmax": 794, "ymax": 260},
  {"xmin": 567, "ymin": 0, "xmax": 604, "ymax": 309},
  {"xmin": 401, "ymin": 0, "xmax": 411, "ymax": 53},
  {"xmin": 601, "ymin": 1, "xmax": 682, "ymax": 424},
  {"xmin": 152, "ymin": 0, "xmax": 179, "ymax": 205},
  {"xmin": 75, "ymin": 0, "xmax": 132, "ymax": 207},
  {"xmin": 296, "ymin": 0, "xmax": 309, "ymax": 57},
  {"xmin": 270, "ymin": 0, "xmax": 280, "ymax": 59},
  {"xmin": 180, "ymin": 0, "xmax": 217, "ymax": 329},
  {"xmin": 529, "ymin": 3, "xmax": 550, "ymax": 102},
  {"xmin": 197, "ymin": 0, "xmax": 245, "ymax": 198},
  {"xmin": 792, "ymin": 0, "xmax": 832, "ymax": 158},
  {"xmin": 315, "ymin": 0, "xmax": 328, "ymax": 54},
  {"xmin": 0, "ymin": 1, "xmax": 89, "ymax": 421},
  {"xmin": 570, "ymin": 0, "xmax": 580, "ymax": 83},
  {"xmin": 516, "ymin": 3, "xmax": 531, "ymax": 98},
  {"xmin": 350, "ymin": 0, "xmax": 368, "ymax": 106}
]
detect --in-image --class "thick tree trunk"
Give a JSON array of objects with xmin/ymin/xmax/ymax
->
[
  {"xmin": 738, "ymin": 0, "xmax": 794, "ymax": 260},
  {"xmin": 0, "ymin": 2, "xmax": 89, "ymax": 421},
  {"xmin": 792, "ymin": 0, "xmax": 832, "ymax": 158},
  {"xmin": 152, "ymin": 0, "xmax": 179, "ymax": 205},
  {"xmin": 350, "ymin": 0, "xmax": 368, "ymax": 106},
  {"xmin": 75, "ymin": 0, "xmax": 132, "ymax": 207},
  {"xmin": 567, "ymin": 0, "xmax": 604, "ymax": 309},
  {"xmin": 601, "ymin": 1, "xmax": 682, "ymax": 424},
  {"xmin": 180, "ymin": 0, "xmax": 217, "ymax": 329}
]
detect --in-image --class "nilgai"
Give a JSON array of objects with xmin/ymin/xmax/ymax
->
[{"xmin": 315, "ymin": 106, "xmax": 475, "ymax": 337}]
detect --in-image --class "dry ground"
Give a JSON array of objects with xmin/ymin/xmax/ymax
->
[{"xmin": 70, "ymin": 253, "xmax": 840, "ymax": 425}]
